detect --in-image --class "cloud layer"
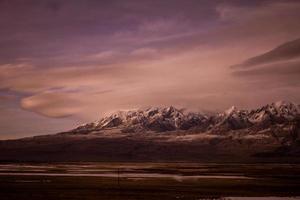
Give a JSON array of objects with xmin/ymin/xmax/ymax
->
[
  {"xmin": 1, "ymin": 0, "xmax": 300, "ymax": 138},
  {"xmin": 232, "ymin": 38, "xmax": 300, "ymax": 68}
]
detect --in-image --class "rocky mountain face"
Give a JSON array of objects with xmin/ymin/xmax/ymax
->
[
  {"xmin": 0, "ymin": 101, "xmax": 299, "ymax": 162},
  {"xmin": 70, "ymin": 106, "xmax": 209, "ymax": 134},
  {"xmin": 69, "ymin": 101, "xmax": 300, "ymax": 137}
]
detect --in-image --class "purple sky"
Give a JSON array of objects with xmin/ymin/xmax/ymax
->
[{"xmin": 1, "ymin": 0, "xmax": 300, "ymax": 139}]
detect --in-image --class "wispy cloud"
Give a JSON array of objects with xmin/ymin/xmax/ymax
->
[
  {"xmin": 231, "ymin": 38, "xmax": 300, "ymax": 68},
  {"xmin": 1, "ymin": 0, "xmax": 300, "ymax": 138}
]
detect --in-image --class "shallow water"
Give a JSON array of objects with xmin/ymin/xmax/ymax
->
[
  {"xmin": 0, "ymin": 163, "xmax": 299, "ymax": 199},
  {"xmin": 0, "ymin": 163, "xmax": 254, "ymax": 180},
  {"xmin": 0, "ymin": 172, "xmax": 252, "ymax": 180},
  {"xmin": 226, "ymin": 198, "xmax": 300, "ymax": 200}
]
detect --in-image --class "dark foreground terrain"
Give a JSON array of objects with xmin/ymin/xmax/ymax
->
[
  {"xmin": 0, "ymin": 133, "xmax": 300, "ymax": 163},
  {"xmin": 0, "ymin": 163, "xmax": 300, "ymax": 200}
]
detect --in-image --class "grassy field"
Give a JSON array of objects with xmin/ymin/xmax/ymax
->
[{"xmin": 0, "ymin": 163, "xmax": 299, "ymax": 200}]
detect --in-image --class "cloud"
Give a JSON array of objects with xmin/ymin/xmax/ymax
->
[
  {"xmin": 230, "ymin": 36, "xmax": 300, "ymax": 91},
  {"xmin": 130, "ymin": 48, "xmax": 158, "ymax": 60},
  {"xmin": 232, "ymin": 38, "xmax": 300, "ymax": 68},
  {"xmin": 20, "ymin": 92, "xmax": 82, "ymax": 118},
  {"xmin": 1, "ymin": 0, "xmax": 300, "ymax": 138},
  {"xmin": 232, "ymin": 59, "xmax": 300, "ymax": 90},
  {"xmin": 87, "ymin": 50, "xmax": 116, "ymax": 60}
]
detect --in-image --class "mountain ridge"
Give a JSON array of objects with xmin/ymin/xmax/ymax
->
[
  {"xmin": 0, "ymin": 100, "xmax": 299, "ymax": 162},
  {"xmin": 67, "ymin": 100, "xmax": 300, "ymax": 135}
]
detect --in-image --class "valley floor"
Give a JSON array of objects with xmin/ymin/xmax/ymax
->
[{"xmin": 0, "ymin": 162, "xmax": 300, "ymax": 199}]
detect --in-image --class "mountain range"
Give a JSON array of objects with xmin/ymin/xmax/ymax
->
[
  {"xmin": 68, "ymin": 100, "xmax": 299, "ymax": 140},
  {"xmin": 0, "ymin": 101, "xmax": 299, "ymax": 162}
]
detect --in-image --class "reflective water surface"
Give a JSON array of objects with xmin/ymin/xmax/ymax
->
[{"xmin": 0, "ymin": 163, "xmax": 299, "ymax": 199}]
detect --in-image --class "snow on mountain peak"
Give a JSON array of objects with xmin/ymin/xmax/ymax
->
[
  {"xmin": 272, "ymin": 100, "xmax": 300, "ymax": 113},
  {"xmin": 248, "ymin": 101, "xmax": 300, "ymax": 124},
  {"xmin": 274, "ymin": 100, "xmax": 289, "ymax": 107},
  {"xmin": 224, "ymin": 106, "xmax": 237, "ymax": 115},
  {"xmin": 70, "ymin": 101, "xmax": 300, "ymax": 134}
]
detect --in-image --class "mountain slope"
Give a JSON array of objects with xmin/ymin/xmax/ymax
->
[
  {"xmin": 67, "ymin": 101, "xmax": 300, "ymax": 135},
  {"xmin": 0, "ymin": 101, "xmax": 299, "ymax": 162}
]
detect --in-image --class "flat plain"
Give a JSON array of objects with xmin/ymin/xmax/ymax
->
[{"xmin": 0, "ymin": 163, "xmax": 300, "ymax": 200}]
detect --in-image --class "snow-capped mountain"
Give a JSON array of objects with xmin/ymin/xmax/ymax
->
[
  {"xmin": 71, "ymin": 106, "xmax": 208, "ymax": 133},
  {"xmin": 249, "ymin": 101, "xmax": 300, "ymax": 124},
  {"xmin": 1, "ymin": 101, "xmax": 300, "ymax": 162},
  {"xmin": 69, "ymin": 101, "xmax": 300, "ymax": 135}
]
